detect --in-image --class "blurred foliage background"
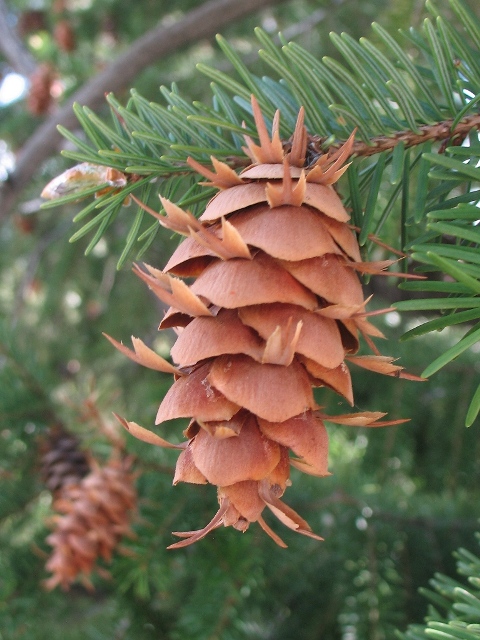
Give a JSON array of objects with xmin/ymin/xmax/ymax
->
[{"xmin": 1, "ymin": 0, "xmax": 480, "ymax": 638}]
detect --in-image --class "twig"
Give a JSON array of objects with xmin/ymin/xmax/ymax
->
[
  {"xmin": 209, "ymin": 113, "xmax": 480, "ymax": 169},
  {"xmin": 310, "ymin": 112, "xmax": 480, "ymax": 158}
]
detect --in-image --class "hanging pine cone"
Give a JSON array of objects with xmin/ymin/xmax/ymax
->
[
  {"xmin": 17, "ymin": 10, "xmax": 47, "ymax": 36},
  {"xmin": 52, "ymin": 0, "xmax": 67, "ymax": 14},
  {"xmin": 107, "ymin": 97, "xmax": 419, "ymax": 548},
  {"xmin": 40, "ymin": 425, "xmax": 90, "ymax": 495},
  {"xmin": 27, "ymin": 64, "xmax": 56, "ymax": 116},
  {"xmin": 44, "ymin": 457, "xmax": 136, "ymax": 590},
  {"xmin": 54, "ymin": 19, "xmax": 76, "ymax": 52}
]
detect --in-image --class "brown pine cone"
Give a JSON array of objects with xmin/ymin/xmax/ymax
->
[
  {"xmin": 54, "ymin": 19, "xmax": 76, "ymax": 52},
  {"xmin": 44, "ymin": 457, "xmax": 136, "ymax": 590},
  {"xmin": 106, "ymin": 97, "xmax": 418, "ymax": 548},
  {"xmin": 40, "ymin": 426, "xmax": 90, "ymax": 495},
  {"xmin": 17, "ymin": 10, "xmax": 47, "ymax": 35},
  {"xmin": 27, "ymin": 64, "xmax": 56, "ymax": 116}
]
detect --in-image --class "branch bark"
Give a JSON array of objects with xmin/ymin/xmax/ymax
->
[
  {"xmin": 0, "ymin": 0, "xmax": 287, "ymax": 219},
  {"xmin": 311, "ymin": 112, "xmax": 480, "ymax": 157},
  {"xmin": 0, "ymin": 0, "xmax": 37, "ymax": 76}
]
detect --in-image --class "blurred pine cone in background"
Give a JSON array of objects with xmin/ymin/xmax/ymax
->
[
  {"xmin": 40, "ymin": 425, "xmax": 90, "ymax": 495},
  {"xmin": 27, "ymin": 64, "xmax": 56, "ymax": 116},
  {"xmin": 54, "ymin": 19, "xmax": 76, "ymax": 52},
  {"xmin": 44, "ymin": 457, "xmax": 136, "ymax": 590}
]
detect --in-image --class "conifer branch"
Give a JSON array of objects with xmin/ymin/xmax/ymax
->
[
  {"xmin": 199, "ymin": 113, "xmax": 480, "ymax": 172},
  {"xmin": 0, "ymin": 338, "xmax": 59, "ymax": 424},
  {"xmin": 0, "ymin": 0, "xmax": 287, "ymax": 219}
]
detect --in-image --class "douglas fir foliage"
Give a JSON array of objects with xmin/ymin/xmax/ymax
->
[{"xmin": 106, "ymin": 98, "xmax": 418, "ymax": 548}]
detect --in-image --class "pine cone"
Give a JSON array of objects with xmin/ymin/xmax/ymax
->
[
  {"xmin": 52, "ymin": 0, "xmax": 67, "ymax": 15},
  {"xmin": 27, "ymin": 64, "xmax": 56, "ymax": 116},
  {"xmin": 54, "ymin": 19, "xmax": 76, "ymax": 52},
  {"xmin": 17, "ymin": 10, "xmax": 47, "ymax": 35},
  {"xmin": 108, "ymin": 97, "xmax": 416, "ymax": 548},
  {"xmin": 40, "ymin": 425, "xmax": 90, "ymax": 495},
  {"xmin": 44, "ymin": 457, "xmax": 136, "ymax": 590}
]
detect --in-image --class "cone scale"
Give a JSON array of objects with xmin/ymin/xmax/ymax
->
[{"xmin": 110, "ymin": 98, "xmax": 415, "ymax": 548}]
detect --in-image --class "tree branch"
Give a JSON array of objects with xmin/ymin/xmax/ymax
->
[
  {"xmin": 0, "ymin": 0, "xmax": 287, "ymax": 219},
  {"xmin": 224, "ymin": 113, "xmax": 480, "ymax": 168},
  {"xmin": 0, "ymin": 0, "xmax": 37, "ymax": 76},
  {"xmin": 311, "ymin": 112, "xmax": 480, "ymax": 157}
]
